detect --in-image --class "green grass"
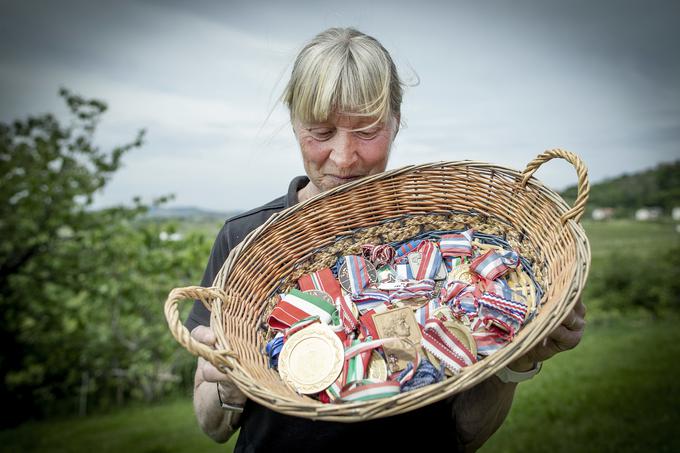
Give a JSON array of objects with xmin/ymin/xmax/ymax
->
[
  {"xmin": 2, "ymin": 317, "xmax": 678, "ymax": 452},
  {"xmin": 0, "ymin": 399, "xmax": 237, "ymax": 453},
  {"xmin": 583, "ymin": 219, "xmax": 679, "ymax": 260},
  {"xmin": 480, "ymin": 316, "xmax": 680, "ymax": 453}
]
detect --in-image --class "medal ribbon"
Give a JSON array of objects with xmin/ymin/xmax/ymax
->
[
  {"xmin": 297, "ymin": 267, "xmax": 343, "ymax": 301},
  {"xmin": 477, "ymin": 292, "xmax": 528, "ymax": 337},
  {"xmin": 394, "ymin": 239, "xmax": 423, "ymax": 260},
  {"xmin": 439, "ymin": 229, "xmax": 474, "ymax": 257},
  {"xmin": 362, "ymin": 244, "xmax": 396, "ymax": 267},
  {"xmin": 389, "ymin": 279, "xmax": 436, "ymax": 301},
  {"xmin": 413, "ymin": 241, "xmax": 442, "ymax": 280},
  {"xmin": 421, "ymin": 318, "xmax": 477, "ymax": 373},
  {"xmin": 415, "ymin": 298, "xmax": 441, "ymax": 326},
  {"xmin": 470, "ymin": 318, "xmax": 508, "ymax": 356},
  {"xmin": 337, "ymin": 295, "xmax": 360, "ymax": 334},
  {"xmin": 344, "ymin": 255, "xmax": 372, "ymax": 295},
  {"xmin": 470, "ymin": 249, "xmax": 520, "ymax": 280}
]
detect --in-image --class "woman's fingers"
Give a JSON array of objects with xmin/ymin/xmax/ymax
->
[{"xmin": 191, "ymin": 325, "xmax": 216, "ymax": 346}]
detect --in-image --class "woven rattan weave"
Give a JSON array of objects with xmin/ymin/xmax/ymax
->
[{"xmin": 164, "ymin": 149, "xmax": 591, "ymax": 422}]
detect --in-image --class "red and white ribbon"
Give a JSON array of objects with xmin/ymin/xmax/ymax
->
[{"xmin": 420, "ymin": 318, "xmax": 477, "ymax": 374}]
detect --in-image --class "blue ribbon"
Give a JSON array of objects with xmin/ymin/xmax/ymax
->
[
  {"xmin": 265, "ymin": 334, "xmax": 284, "ymax": 369},
  {"xmin": 398, "ymin": 359, "xmax": 445, "ymax": 392}
]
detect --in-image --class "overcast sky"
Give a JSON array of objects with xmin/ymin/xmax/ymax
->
[{"xmin": 1, "ymin": 0, "xmax": 679, "ymax": 212}]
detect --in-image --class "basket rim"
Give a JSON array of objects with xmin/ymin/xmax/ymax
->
[{"xmin": 212, "ymin": 158, "xmax": 591, "ymax": 421}]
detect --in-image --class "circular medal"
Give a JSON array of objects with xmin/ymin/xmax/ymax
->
[
  {"xmin": 367, "ymin": 351, "xmax": 388, "ymax": 382},
  {"xmin": 448, "ymin": 264, "xmax": 474, "ymax": 284},
  {"xmin": 443, "ymin": 320, "xmax": 477, "ymax": 356},
  {"xmin": 303, "ymin": 289, "xmax": 334, "ymax": 305},
  {"xmin": 431, "ymin": 305, "xmax": 455, "ymax": 322},
  {"xmin": 278, "ymin": 323, "xmax": 344, "ymax": 394},
  {"xmin": 338, "ymin": 259, "xmax": 377, "ymax": 293}
]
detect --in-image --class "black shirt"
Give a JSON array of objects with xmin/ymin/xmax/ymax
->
[{"xmin": 186, "ymin": 176, "xmax": 460, "ymax": 453}]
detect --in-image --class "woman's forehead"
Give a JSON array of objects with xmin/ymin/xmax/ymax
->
[{"xmin": 303, "ymin": 113, "xmax": 385, "ymax": 128}]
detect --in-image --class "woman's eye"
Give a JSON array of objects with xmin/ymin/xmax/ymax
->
[
  {"xmin": 356, "ymin": 128, "xmax": 380, "ymax": 139},
  {"xmin": 309, "ymin": 129, "xmax": 334, "ymax": 140}
]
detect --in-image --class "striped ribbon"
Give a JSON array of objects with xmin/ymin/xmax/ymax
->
[
  {"xmin": 284, "ymin": 316, "xmax": 321, "ymax": 340},
  {"xmin": 344, "ymin": 255, "xmax": 372, "ymax": 295},
  {"xmin": 420, "ymin": 318, "xmax": 477, "ymax": 374},
  {"xmin": 267, "ymin": 289, "xmax": 337, "ymax": 331},
  {"xmin": 325, "ymin": 337, "xmax": 399, "ymax": 402},
  {"xmin": 395, "ymin": 262, "xmax": 413, "ymax": 280},
  {"xmin": 297, "ymin": 267, "xmax": 343, "ymax": 301},
  {"xmin": 358, "ymin": 303, "xmax": 391, "ymax": 339},
  {"xmin": 395, "ymin": 240, "xmax": 423, "ymax": 260},
  {"xmin": 413, "ymin": 241, "xmax": 442, "ymax": 280},
  {"xmin": 439, "ymin": 280, "xmax": 470, "ymax": 304},
  {"xmin": 470, "ymin": 318, "xmax": 508, "ymax": 356},
  {"xmin": 337, "ymin": 294, "xmax": 360, "ymax": 334},
  {"xmin": 477, "ymin": 292, "xmax": 528, "ymax": 336},
  {"xmin": 415, "ymin": 298, "xmax": 441, "ymax": 326},
  {"xmin": 390, "ymin": 279, "xmax": 436, "ymax": 301},
  {"xmin": 470, "ymin": 249, "xmax": 520, "ymax": 280},
  {"xmin": 444, "ymin": 255, "xmax": 468, "ymax": 272},
  {"xmin": 264, "ymin": 333, "xmax": 284, "ymax": 369},
  {"xmin": 361, "ymin": 244, "xmax": 396, "ymax": 267},
  {"xmin": 439, "ymin": 229, "xmax": 474, "ymax": 257}
]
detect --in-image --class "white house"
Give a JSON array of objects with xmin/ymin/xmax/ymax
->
[
  {"xmin": 672, "ymin": 207, "xmax": 680, "ymax": 221},
  {"xmin": 635, "ymin": 207, "xmax": 662, "ymax": 221},
  {"xmin": 592, "ymin": 207, "xmax": 615, "ymax": 221}
]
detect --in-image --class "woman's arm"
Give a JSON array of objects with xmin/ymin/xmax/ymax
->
[{"xmin": 191, "ymin": 326, "xmax": 247, "ymax": 443}]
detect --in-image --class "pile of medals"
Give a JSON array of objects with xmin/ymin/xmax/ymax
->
[{"xmin": 265, "ymin": 228, "xmax": 542, "ymax": 403}]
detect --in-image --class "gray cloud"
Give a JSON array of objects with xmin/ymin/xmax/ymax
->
[{"xmin": 1, "ymin": 0, "xmax": 678, "ymax": 211}]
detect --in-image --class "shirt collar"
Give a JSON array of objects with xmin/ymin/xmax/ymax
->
[{"xmin": 285, "ymin": 175, "xmax": 310, "ymax": 208}]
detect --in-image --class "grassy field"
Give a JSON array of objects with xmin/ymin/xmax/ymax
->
[
  {"xmin": 1, "ymin": 219, "xmax": 678, "ymax": 452},
  {"xmin": 1, "ymin": 316, "xmax": 677, "ymax": 452}
]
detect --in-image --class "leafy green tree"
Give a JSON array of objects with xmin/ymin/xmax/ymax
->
[{"xmin": 0, "ymin": 90, "xmax": 210, "ymax": 426}]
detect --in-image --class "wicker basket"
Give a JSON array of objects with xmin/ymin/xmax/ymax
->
[{"xmin": 164, "ymin": 149, "xmax": 590, "ymax": 422}]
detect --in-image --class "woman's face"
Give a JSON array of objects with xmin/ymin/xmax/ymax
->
[{"xmin": 293, "ymin": 112, "xmax": 398, "ymax": 200}]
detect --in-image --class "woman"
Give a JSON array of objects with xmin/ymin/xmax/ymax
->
[{"xmin": 186, "ymin": 27, "xmax": 586, "ymax": 452}]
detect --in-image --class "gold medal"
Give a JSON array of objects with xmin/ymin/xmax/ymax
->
[
  {"xmin": 431, "ymin": 305, "xmax": 455, "ymax": 322},
  {"xmin": 278, "ymin": 323, "xmax": 344, "ymax": 394},
  {"xmin": 367, "ymin": 351, "xmax": 388, "ymax": 382},
  {"xmin": 448, "ymin": 264, "xmax": 474, "ymax": 284},
  {"xmin": 373, "ymin": 307, "xmax": 422, "ymax": 373}
]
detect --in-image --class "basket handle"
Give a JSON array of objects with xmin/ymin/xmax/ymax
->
[
  {"xmin": 164, "ymin": 285, "xmax": 239, "ymax": 370},
  {"xmin": 520, "ymin": 149, "xmax": 590, "ymax": 224}
]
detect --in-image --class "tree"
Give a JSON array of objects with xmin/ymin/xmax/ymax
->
[{"xmin": 0, "ymin": 90, "xmax": 209, "ymax": 425}]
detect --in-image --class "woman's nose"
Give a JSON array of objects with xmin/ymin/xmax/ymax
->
[{"xmin": 329, "ymin": 131, "xmax": 358, "ymax": 169}]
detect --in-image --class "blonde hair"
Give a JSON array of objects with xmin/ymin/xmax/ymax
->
[{"xmin": 282, "ymin": 27, "xmax": 403, "ymax": 129}]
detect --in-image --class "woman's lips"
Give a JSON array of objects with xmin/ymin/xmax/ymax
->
[{"xmin": 326, "ymin": 174, "xmax": 364, "ymax": 183}]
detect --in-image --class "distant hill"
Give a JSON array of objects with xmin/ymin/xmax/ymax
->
[
  {"xmin": 146, "ymin": 206, "xmax": 241, "ymax": 221},
  {"xmin": 560, "ymin": 160, "xmax": 680, "ymax": 216}
]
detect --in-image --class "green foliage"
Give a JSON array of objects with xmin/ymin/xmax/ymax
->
[
  {"xmin": 561, "ymin": 160, "xmax": 680, "ymax": 216},
  {"xmin": 586, "ymin": 244, "xmax": 680, "ymax": 315},
  {"xmin": 580, "ymin": 220, "xmax": 680, "ymax": 316},
  {"xmin": 0, "ymin": 90, "xmax": 211, "ymax": 426}
]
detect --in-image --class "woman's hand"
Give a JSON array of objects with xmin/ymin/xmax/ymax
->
[
  {"xmin": 509, "ymin": 297, "xmax": 587, "ymax": 371},
  {"xmin": 192, "ymin": 325, "xmax": 247, "ymax": 404},
  {"xmin": 191, "ymin": 325, "xmax": 246, "ymax": 443}
]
